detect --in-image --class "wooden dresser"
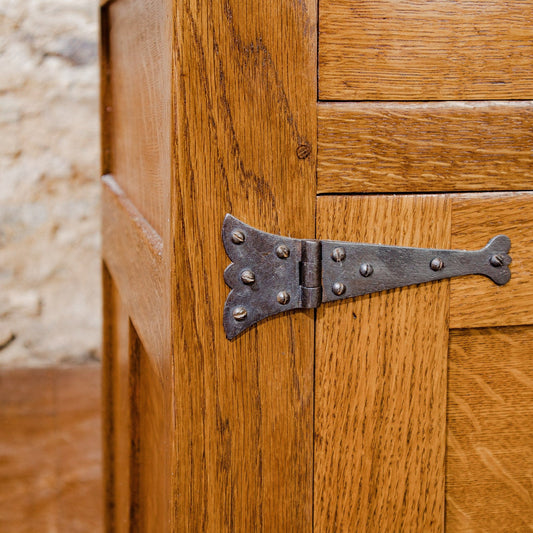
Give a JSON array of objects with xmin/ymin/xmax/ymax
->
[{"xmin": 100, "ymin": 0, "xmax": 533, "ymax": 530}]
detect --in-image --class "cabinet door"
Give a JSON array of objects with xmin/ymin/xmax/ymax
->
[
  {"xmin": 101, "ymin": 0, "xmax": 532, "ymax": 530},
  {"xmin": 313, "ymin": 193, "xmax": 533, "ymax": 531},
  {"xmin": 315, "ymin": 2, "xmax": 533, "ymax": 529}
]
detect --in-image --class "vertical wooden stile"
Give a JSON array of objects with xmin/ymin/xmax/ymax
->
[{"xmin": 172, "ymin": 0, "xmax": 317, "ymax": 530}]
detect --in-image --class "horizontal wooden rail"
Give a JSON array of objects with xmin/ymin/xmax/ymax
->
[
  {"xmin": 102, "ymin": 174, "xmax": 167, "ymax": 367},
  {"xmin": 318, "ymin": 101, "xmax": 533, "ymax": 194}
]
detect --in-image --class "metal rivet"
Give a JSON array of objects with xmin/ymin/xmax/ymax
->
[
  {"xmin": 359, "ymin": 263, "xmax": 374, "ymax": 277},
  {"xmin": 240, "ymin": 270, "xmax": 255, "ymax": 285},
  {"xmin": 277, "ymin": 291, "xmax": 290, "ymax": 305},
  {"xmin": 490, "ymin": 254, "xmax": 505, "ymax": 267},
  {"xmin": 231, "ymin": 230, "xmax": 245, "ymax": 245},
  {"xmin": 232, "ymin": 306, "xmax": 247, "ymax": 321},
  {"xmin": 332, "ymin": 282, "xmax": 346, "ymax": 296},
  {"xmin": 331, "ymin": 247, "xmax": 346, "ymax": 262},
  {"xmin": 276, "ymin": 245, "xmax": 290, "ymax": 259},
  {"xmin": 430, "ymin": 258, "xmax": 444, "ymax": 271}
]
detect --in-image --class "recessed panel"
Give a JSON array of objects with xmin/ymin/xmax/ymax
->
[
  {"xmin": 447, "ymin": 327, "xmax": 533, "ymax": 531},
  {"xmin": 319, "ymin": 0, "xmax": 533, "ymax": 100}
]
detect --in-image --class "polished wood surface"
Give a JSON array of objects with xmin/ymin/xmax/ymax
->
[
  {"xmin": 315, "ymin": 195, "xmax": 449, "ymax": 532},
  {"xmin": 129, "ymin": 325, "xmax": 167, "ymax": 533},
  {"xmin": 319, "ymin": 0, "xmax": 533, "ymax": 100},
  {"xmin": 451, "ymin": 192, "xmax": 533, "ymax": 329},
  {"xmin": 102, "ymin": 175, "xmax": 165, "ymax": 361},
  {"xmin": 447, "ymin": 327, "xmax": 533, "ymax": 531},
  {"xmin": 172, "ymin": 0, "xmax": 317, "ymax": 529},
  {"xmin": 104, "ymin": 272, "xmax": 132, "ymax": 533},
  {"xmin": 318, "ymin": 102, "xmax": 533, "ymax": 194},
  {"xmin": 101, "ymin": 0, "xmax": 532, "ymax": 529},
  {"xmin": 107, "ymin": 0, "xmax": 171, "ymax": 236},
  {"xmin": 101, "ymin": 0, "xmax": 174, "ymax": 530},
  {"xmin": 0, "ymin": 366, "xmax": 102, "ymax": 533},
  {"xmin": 102, "ymin": 0, "xmax": 317, "ymax": 530}
]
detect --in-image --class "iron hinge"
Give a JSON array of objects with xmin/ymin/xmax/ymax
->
[{"xmin": 222, "ymin": 214, "xmax": 512, "ymax": 339}]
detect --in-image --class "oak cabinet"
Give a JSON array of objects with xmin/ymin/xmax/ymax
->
[{"xmin": 100, "ymin": 0, "xmax": 533, "ymax": 530}]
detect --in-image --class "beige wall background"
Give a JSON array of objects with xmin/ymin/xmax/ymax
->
[{"xmin": 0, "ymin": 0, "xmax": 100, "ymax": 367}]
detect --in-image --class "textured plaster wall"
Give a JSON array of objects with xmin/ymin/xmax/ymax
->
[{"xmin": 0, "ymin": 1, "xmax": 100, "ymax": 366}]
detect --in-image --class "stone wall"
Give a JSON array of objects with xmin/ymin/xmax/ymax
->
[{"xmin": 0, "ymin": 0, "xmax": 100, "ymax": 366}]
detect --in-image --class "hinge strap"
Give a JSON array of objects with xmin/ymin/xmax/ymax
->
[{"xmin": 222, "ymin": 214, "xmax": 511, "ymax": 340}]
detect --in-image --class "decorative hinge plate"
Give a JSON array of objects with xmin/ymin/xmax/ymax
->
[{"xmin": 222, "ymin": 214, "xmax": 512, "ymax": 339}]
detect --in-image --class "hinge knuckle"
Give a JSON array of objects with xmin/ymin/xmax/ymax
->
[
  {"xmin": 300, "ymin": 240, "xmax": 322, "ymax": 308},
  {"xmin": 301, "ymin": 287, "xmax": 322, "ymax": 309},
  {"xmin": 300, "ymin": 240, "xmax": 321, "ymax": 288}
]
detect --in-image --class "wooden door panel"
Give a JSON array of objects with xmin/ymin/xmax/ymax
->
[
  {"xmin": 319, "ymin": 0, "xmax": 533, "ymax": 100},
  {"xmin": 318, "ymin": 102, "xmax": 533, "ymax": 194},
  {"xmin": 315, "ymin": 195, "xmax": 450, "ymax": 532},
  {"xmin": 101, "ymin": 2, "xmax": 174, "ymax": 529},
  {"xmin": 102, "ymin": 265, "xmax": 133, "ymax": 533},
  {"xmin": 129, "ymin": 326, "xmax": 167, "ymax": 533},
  {"xmin": 102, "ymin": 0, "xmax": 318, "ymax": 528},
  {"xmin": 315, "ymin": 193, "xmax": 533, "ymax": 532},
  {"xmin": 102, "ymin": 261, "xmax": 172, "ymax": 533},
  {"xmin": 105, "ymin": 0, "xmax": 171, "ymax": 236},
  {"xmin": 447, "ymin": 327, "xmax": 533, "ymax": 532}
]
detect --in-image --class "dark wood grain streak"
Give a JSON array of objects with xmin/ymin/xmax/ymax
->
[
  {"xmin": 99, "ymin": 5, "xmax": 112, "ymax": 174},
  {"xmin": 447, "ymin": 327, "xmax": 533, "ymax": 532},
  {"xmin": 318, "ymin": 101, "xmax": 533, "ymax": 194},
  {"xmin": 319, "ymin": 0, "xmax": 533, "ymax": 100},
  {"xmin": 101, "ymin": 263, "xmax": 115, "ymax": 533},
  {"xmin": 172, "ymin": 0, "xmax": 317, "ymax": 529}
]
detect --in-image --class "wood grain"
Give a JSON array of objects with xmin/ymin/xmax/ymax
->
[
  {"xmin": 172, "ymin": 0, "xmax": 317, "ymax": 530},
  {"xmin": 101, "ymin": 178, "xmax": 174, "ymax": 531},
  {"xmin": 107, "ymin": 0, "xmax": 171, "ymax": 236},
  {"xmin": 129, "ymin": 325, "xmax": 167, "ymax": 533},
  {"xmin": 318, "ymin": 101, "xmax": 533, "ymax": 194},
  {"xmin": 101, "ymin": 175, "xmax": 165, "ymax": 364},
  {"xmin": 447, "ymin": 327, "xmax": 533, "ymax": 532},
  {"xmin": 101, "ymin": 1, "xmax": 175, "ymax": 529},
  {"xmin": 450, "ymin": 192, "xmax": 533, "ymax": 329},
  {"xmin": 319, "ymin": 0, "xmax": 533, "ymax": 100},
  {"xmin": 0, "ymin": 366, "xmax": 102, "ymax": 533},
  {"xmin": 104, "ymin": 268, "xmax": 133, "ymax": 533},
  {"xmin": 101, "ymin": 263, "xmax": 114, "ymax": 533},
  {"xmin": 315, "ymin": 195, "xmax": 449, "ymax": 532}
]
